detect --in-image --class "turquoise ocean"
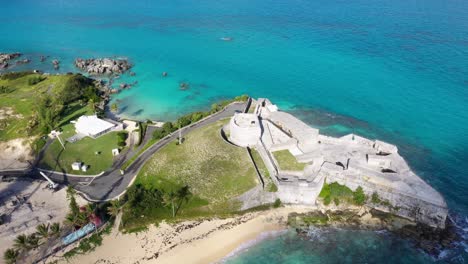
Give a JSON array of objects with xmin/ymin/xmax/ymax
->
[{"xmin": 1, "ymin": 0, "xmax": 467, "ymax": 262}]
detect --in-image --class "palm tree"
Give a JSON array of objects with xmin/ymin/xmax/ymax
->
[
  {"xmin": 65, "ymin": 214, "xmax": 78, "ymax": 228},
  {"xmin": 163, "ymin": 191, "xmax": 178, "ymax": 218},
  {"xmin": 50, "ymin": 223, "xmax": 61, "ymax": 237},
  {"xmin": 13, "ymin": 234, "xmax": 28, "ymax": 251},
  {"xmin": 26, "ymin": 234, "xmax": 39, "ymax": 249},
  {"xmin": 83, "ymin": 203, "xmax": 96, "ymax": 217},
  {"xmin": 76, "ymin": 211, "xmax": 89, "ymax": 227},
  {"xmin": 176, "ymin": 185, "xmax": 192, "ymax": 215},
  {"xmin": 35, "ymin": 223, "xmax": 50, "ymax": 240},
  {"xmin": 66, "ymin": 186, "xmax": 76, "ymax": 200},
  {"xmin": 107, "ymin": 200, "xmax": 121, "ymax": 219},
  {"xmin": 3, "ymin": 248, "xmax": 18, "ymax": 264}
]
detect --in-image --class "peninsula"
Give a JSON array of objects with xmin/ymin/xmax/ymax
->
[
  {"xmin": 0, "ymin": 69, "xmax": 453, "ymax": 263},
  {"xmin": 228, "ymin": 98, "xmax": 447, "ymax": 229}
]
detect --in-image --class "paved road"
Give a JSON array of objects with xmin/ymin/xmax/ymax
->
[{"xmin": 45, "ymin": 102, "xmax": 246, "ymax": 201}]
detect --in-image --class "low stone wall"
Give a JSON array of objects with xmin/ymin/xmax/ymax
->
[{"xmin": 276, "ymin": 182, "xmax": 322, "ymax": 205}]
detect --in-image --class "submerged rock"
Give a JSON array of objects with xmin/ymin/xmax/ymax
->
[
  {"xmin": 16, "ymin": 59, "xmax": 30, "ymax": 65},
  {"xmin": 179, "ymin": 82, "xmax": 189, "ymax": 90}
]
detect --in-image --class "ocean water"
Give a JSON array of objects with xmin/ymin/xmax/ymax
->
[{"xmin": 1, "ymin": 0, "xmax": 468, "ymax": 262}]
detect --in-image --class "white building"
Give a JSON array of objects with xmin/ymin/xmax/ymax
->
[
  {"xmin": 71, "ymin": 162, "xmax": 82, "ymax": 171},
  {"xmin": 74, "ymin": 115, "xmax": 120, "ymax": 138},
  {"xmin": 229, "ymin": 113, "xmax": 262, "ymax": 147}
]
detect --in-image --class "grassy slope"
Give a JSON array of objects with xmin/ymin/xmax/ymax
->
[
  {"xmin": 39, "ymin": 124, "xmax": 119, "ymax": 175},
  {"xmin": 0, "ymin": 74, "xmax": 71, "ymax": 141},
  {"xmin": 272, "ymin": 149, "xmax": 307, "ymax": 171},
  {"xmin": 0, "ymin": 72, "xmax": 118, "ymax": 174},
  {"xmin": 136, "ymin": 119, "xmax": 258, "ymax": 212},
  {"xmin": 250, "ymin": 149, "xmax": 277, "ymax": 192}
]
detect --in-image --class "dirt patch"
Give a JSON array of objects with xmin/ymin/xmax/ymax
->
[
  {"xmin": 0, "ymin": 137, "xmax": 35, "ymax": 170},
  {"xmin": 0, "ymin": 107, "xmax": 23, "ymax": 120},
  {"xmin": 0, "ymin": 179, "xmax": 87, "ymax": 253}
]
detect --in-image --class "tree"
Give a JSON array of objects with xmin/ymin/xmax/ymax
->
[
  {"xmin": 88, "ymin": 99, "xmax": 96, "ymax": 112},
  {"xmin": 163, "ymin": 191, "xmax": 178, "ymax": 218},
  {"xmin": 107, "ymin": 200, "xmax": 122, "ymax": 219},
  {"xmin": 117, "ymin": 131, "xmax": 128, "ymax": 147},
  {"xmin": 175, "ymin": 185, "xmax": 192, "ymax": 215},
  {"xmin": 176, "ymin": 115, "xmax": 191, "ymax": 128},
  {"xmin": 50, "ymin": 223, "xmax": 61, "ymax": 237},
  {"xmin": 3, "ymin": 248, "xmax": 18, "ymax": 264},
  {"xmin": 13, "ymin": 234, "xmax": 28, "ymax": 251},
  {"xmin": 36, "ymin": 95, "xmax": 61, "ymax": 134},
  {"xmin": 162, "ymin": 122, "xmax": 174, "ymax": 133},
  {"xmin": 65, "ymin": 186, "xmax": 87, "ymax": 228},
  {"xmin": 26, "ymin": 234, "xmax": 39, "ymax": 249},
  {"xmin": 35, "ymin": 223, "xmax": 50, "ymax": 240}
]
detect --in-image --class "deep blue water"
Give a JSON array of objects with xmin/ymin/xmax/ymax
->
[{"xmin": 1, "ymin": 0, "xmax": 468, "ymax": 262}]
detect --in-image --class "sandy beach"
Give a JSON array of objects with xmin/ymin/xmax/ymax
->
[{"xmin": 49, "ymin": 206, "xmax": 312, "ymax": 264}]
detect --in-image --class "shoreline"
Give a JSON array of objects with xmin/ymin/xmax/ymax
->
[{"xmin": 48, "ymin": 206, "xmax": 312, "ymax": 264}]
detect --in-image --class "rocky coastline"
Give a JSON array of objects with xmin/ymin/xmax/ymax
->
[
  {"xmin": 0, "ymin": 52, "xmax": 22, "ymax": 69},
  {"xmin": 74, "ymin": 57, "xmax": 132, "ymax": 75},
  {"xmin": 288, "ymin": 203, "xmax": 460, "ymax": 257}
]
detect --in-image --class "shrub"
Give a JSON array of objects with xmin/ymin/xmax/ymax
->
[
  {"xmin": 353, "ymin": 187, "xmax": 366, "ymax": 205},
  {"xmin": 58, "ymin": 74, "xmax": 98, "ymax": 104},
  {"xmin": 117, "ymin": 131, "xmax": 128, "ymax": 147},
  {"xmin": 371, "ymin": 192, "xmax": 381, "ymax": 204},
  {"xmin": 333, "ymin": 198, "xmax": 340, "ymax": 206},
  {"xmin": 0, "ymin": 85, "xmax": 15, "ymax": 93},
  {"xmin": 162, "ymin": 122, "xmax": 175, "ymax": 133},
  {"xmin": 110, "ymin": 103, "xmax": 118, "ymax": 113},
  {"xmin": 273, "ymin": 198, "xmax": 282, "ymax": 208},
  {"xmin": 28, "ymin": 76, "xmax": 45, "ymax": 85},
  {"xmin": 33, "ymin": 137, "xmax": 47, "ymax": 154},
  {"xmin": 267, "ymin": 182, "xmax": 278, "ymax": 192},
  {"xmin": 320, "ymin": 182, "xmax": 366, "ymax": 206},
  {"xmin": 319, "ymin": 182, "xmax": 331, "ymax": 198},
  {"xmin": 0, "ymin": 71, "xmax": 34, "ymax": 80}
]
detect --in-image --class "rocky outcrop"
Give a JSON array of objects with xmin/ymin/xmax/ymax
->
[
  {"xmin": 288, "ymin": 206, "xmax": 459, "ymax": 256},
  {"xmin": 75, "ymin": 58, "xmax": 132, "ymax": 75},
  {"xmin": 52, "ymin": 59, "xmax": 60, "ymax": 70},
  {"xmin": 0, "ymin": 52, "xmax": 21, "ymax": 69},
  {"xmin": 324, "ymin": 173, "xmax": 448, "ymax": 229}
]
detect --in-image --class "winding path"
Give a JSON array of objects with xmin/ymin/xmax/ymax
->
[{"xmin": 40, "ymin": 102, "xmax": 247, "ymax": 201}]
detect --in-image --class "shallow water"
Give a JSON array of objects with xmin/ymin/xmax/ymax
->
[{"xmin": 1, "ymin": 0, "xmax": 468, "ymax": 262}]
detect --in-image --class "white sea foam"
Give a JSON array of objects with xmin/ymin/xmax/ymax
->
[{"xmin": 216, "ymin": 229, "xmax": 288, "ymax": 263}]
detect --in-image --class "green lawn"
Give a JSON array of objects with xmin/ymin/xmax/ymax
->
[
  {"xmin": 272, "ymin": 149, "xmax": 307, "ymax": 171},
  {"xmin": 122, "ymin": 119, "xmax": 258, "ymax": 231},
  {"xmin": 136, "ymin": 119, "xmax": 258, "ymax": 211},
  {"xmin": 0, "ymin": 73, "xmax": 73, "ymax": 141},
  {"xmin": 39, "ymin": 125, "xmax": 120, "ymax": 175}
]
